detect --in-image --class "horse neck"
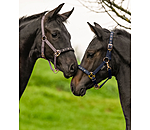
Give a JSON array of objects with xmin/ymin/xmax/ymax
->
[
  {"xmin": 111, "ymin": 32, "xmax": 131, "ymax": 91},
  {"xmin": 115, "ymin": 61, "xmax": 131, "ymax": 95},
  {"xmin": 111, "ymin": 44, "xmax": 131, "ymax": 129},
  {"xmin": 19, "ymin": 17, "xmax": 41, "ymax": 99},
  {"xmin": 111, "ymin": 32, "xmax": 131, "ymax": 100},
  {"xmin": 19, "ymin": 17, "xmax": 41, "ymax": 59}
]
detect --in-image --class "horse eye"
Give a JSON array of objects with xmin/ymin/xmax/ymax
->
[
  {"xmin": 87, "ymin": 52, "xmax": 95, "ymax": 58},
  {"xmin": 52, "ymin": 33, "xmax": 57, "ymax": 38}
]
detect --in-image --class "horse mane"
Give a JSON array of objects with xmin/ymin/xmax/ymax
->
[
  {"xmin": 19, "ymin": 11, "xmax": 47, "ymax": 25},
  {"xmin": 112, "ymin": 28, "xmax": 131, "ymax": 66},
  {"xmin": 101, "ymin": 28, "xmax": 131, "ymax": 39},
  {"xmin": 19, "ymin": 11, "xmax": 68, "ymax": 31},
  {"xmin": 19, "ymin": 11, "xmax": 48, "ymax": 31},
  {"xmin": 113, "ymin": 29, "xmax": 131, "ymax": 39}
]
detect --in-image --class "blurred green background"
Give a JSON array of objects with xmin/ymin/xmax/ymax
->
[{"xmin": 19, "ymin": 59, "xmax": 125, "ymax": 130}]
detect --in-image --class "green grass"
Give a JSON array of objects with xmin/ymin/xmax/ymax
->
[{"xmin": 19, "ymin": 59, "xmax": 125, "ymax": 130}]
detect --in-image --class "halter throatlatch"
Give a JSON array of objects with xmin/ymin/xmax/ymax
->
[
  {"xmin": 78, "ymin": 31, "xmax": 114, "ymax": 89},
  {"xmin": 41, "ymin": 12, "xmax": 74, "ymax": 73}
]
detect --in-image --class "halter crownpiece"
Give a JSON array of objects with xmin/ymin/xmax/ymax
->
[
  {"xmin": 78, "ymin": 31, "xmax": 114, "ymax": 89},
  {"xmin": 41, "ymin": 12, "xmax": 74, "ymax": 73}
]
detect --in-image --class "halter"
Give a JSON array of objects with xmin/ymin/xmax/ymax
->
[
  {"xmin": 78, "ymin": 31, "xmax": 114, "ymax": 89},
  {"xmin": 41, "ymin": 12, "xmax": 74, "ymax": 73}
]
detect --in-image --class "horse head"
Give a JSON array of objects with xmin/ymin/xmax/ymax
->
[
  {"xmin": 71, "ymin": 22, "xmax": 131, "ymax": 96},
  {"xmin": 35, "ymin": 3, "xmax": 78, "ymax": 78}
]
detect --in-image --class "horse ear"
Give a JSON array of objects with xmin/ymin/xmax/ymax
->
[
  {"xmin": 87, "ymin": 22, "xmax": 104, "ymax": 40},
  {"xmin": 46, "ymin": 3, "xmax": 64, "ymax": 18},
  {"xmin": 60, "ymin": 7, "xmax": 74, "ymax": 21},
  {"xmin": 94, "ymin": 22, "xmax": 102, "ymax": 29},
  {"xmin": 87, "ymin": 22, "xmax": 96, "ymax": 34}
]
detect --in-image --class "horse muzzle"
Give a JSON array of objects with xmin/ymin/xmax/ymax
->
[
  {"xmin": 61, "ymin": 62, "xmax": 77, "ymax": 78},
  {"xmin": 70, "ymin": 78, "xmax": 86, "ymax": 96}
]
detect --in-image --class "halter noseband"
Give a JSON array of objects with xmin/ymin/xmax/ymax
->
[
  {"xmin": 41, "ymin": 13, "xmax": 74, "ymax": 73},
  {"xmin": 78, "ymin": 31, "xmax": 114, "ymax": 89}
]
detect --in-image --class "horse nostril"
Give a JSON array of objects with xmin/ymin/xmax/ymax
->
[
  {"xmin": 69, "ymin": 63, "xmax": 75, "ymax": 73},
  {"xmin": 80, "ymin": 88, "xmax": 86, "ymax": 96}
]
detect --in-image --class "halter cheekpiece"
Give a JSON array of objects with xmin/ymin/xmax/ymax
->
[
  {"xmin": 41, "ymin": 12, "xmax": 74, "ymax": 73},
  {"xmin": 78, "ymin": 31, "xmax": 114, "ymax": 89}
]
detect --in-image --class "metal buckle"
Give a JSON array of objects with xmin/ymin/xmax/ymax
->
[
  {"xmin": 55, "ymin": 50, "xmax": 61, "ymax": 57},
  {"xmin": 108, "ymin": 44, "xmax": 113, "ymax": 51},
  {"xmin": 106, "ymin": 62, "xmax": 111, "ymax": 71},
  {"xmin": 103, "ymin": 57, "xmax": 111, "ymax": 71},
  {"xmin": 88, "ymin": 72, "xmax": 95, "ymax": 80}
]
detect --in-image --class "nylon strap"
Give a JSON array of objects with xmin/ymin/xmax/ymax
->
[
  {"xmin": 78, "ymin": 65, "xmax": 90, "ymax": 75},
  {"xmin": 93, "ymin": 61, "xmax": 106, "ymax": 75}
]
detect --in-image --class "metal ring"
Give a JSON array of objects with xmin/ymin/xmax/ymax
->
[
  {"xmin": 94, "ymin": 84, "xmax": 100, "ymax": 90},
  {"xmin": 55, "ymin": 50, "xmax": 61, "ymax": 57},
  {"xmin": 103, "ymin": 57, "xmax": 109, "ymax": 63},
  {"xmin": 42, "ymin": 36, "xmax": 47, "ymax": 41}
]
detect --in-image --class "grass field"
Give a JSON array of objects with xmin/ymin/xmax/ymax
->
[{"xmin": 19, "ymin": 59, "xmax": 125, "ymax": 130}]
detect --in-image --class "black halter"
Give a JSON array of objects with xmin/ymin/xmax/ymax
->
[{"xmin": 78, "ymin": 31, "xmax": 114, "ymax": 89}]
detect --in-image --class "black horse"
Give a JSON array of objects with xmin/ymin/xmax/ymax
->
[
  {"xmin": 71, "ymin": 22, "xmax": 131, "ymax": 130},
  {"xmin": 19, "ymin": 3, "xmax": 78, "ymax": 100}
]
